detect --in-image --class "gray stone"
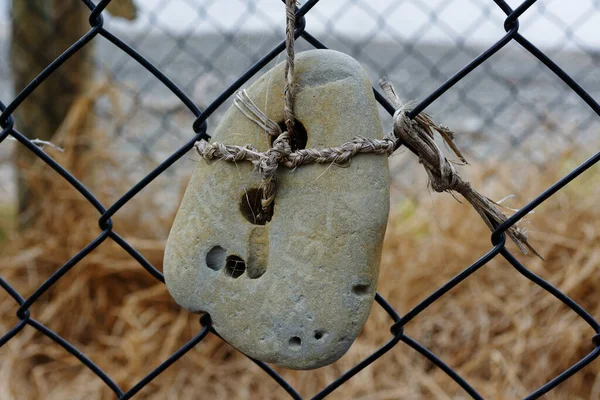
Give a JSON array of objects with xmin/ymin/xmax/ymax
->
[{"xmin": 164, "ymin": 49, "xmax": 390, "ymax": 369}]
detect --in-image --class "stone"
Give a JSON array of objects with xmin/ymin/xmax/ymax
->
[{"xmin": 164, "ymin": 49, "xmax": 390, "ymax": 369}]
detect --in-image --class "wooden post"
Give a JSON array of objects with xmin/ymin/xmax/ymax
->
[{"xmin": 10, "ymin": 0, "xmax": 137, "ymax": 226}]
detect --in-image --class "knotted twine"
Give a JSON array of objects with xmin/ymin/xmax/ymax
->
[
  {"xmin": 194, "ymin": 2, "xmax": 539, "ymax": 256},
  {"xmin": 195, "ymin": 82, "xmax": 539, "ymax": 256},
  {"xmin": 196, "ymin": 90, "xmax": 397, "ymax": 211},
  {"xmin": 380, "ymin": 78, "xmax": 540, "ymax": 258}
]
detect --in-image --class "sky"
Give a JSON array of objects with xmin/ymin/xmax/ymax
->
[{"xmin": 1, "ymin": 0, "xmax": 599, "ymax": 50}]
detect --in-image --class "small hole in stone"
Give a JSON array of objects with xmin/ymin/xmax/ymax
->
[
  {"xmin": 272, "ymin": 119, "xmax": 307, "ymax": 151},
  {"xmin": 352, "ymin": 284, "xmax": 370, "ymax": 296},
  {"xmin": 314, "ymin": 330, "xmax": 325, "ymax": 340},
  {"xmin": 240, "ymin": 188, "xmax": 274, "ymax": 225},
  {"xmin": 288, "ymin": 336, "xmax": 302, "ymax": 350},
  {"xmin": 206, "ymin": 246, "xmax": 227, "ymax": 271},
  {"xmin": 224, "ymin": 255, "xmax": 246, "ymax": 278}
]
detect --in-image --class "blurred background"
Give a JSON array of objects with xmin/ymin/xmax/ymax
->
[
  {"xmin": 1, "ymin": 1, "xmax": 600, "ymax": 399},
  {"xmin": 2, "ymin": 0, "xmax": 600, "ymax": 210}
]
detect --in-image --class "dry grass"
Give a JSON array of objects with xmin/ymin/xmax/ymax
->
[{"xmin": 1, "ymin": 90, "xmax": 600, "ymax": 399}]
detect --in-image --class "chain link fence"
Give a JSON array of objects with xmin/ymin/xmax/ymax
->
[{"xmin": 1, "ymin": 0, "xmax": 600, "ymax": 398}]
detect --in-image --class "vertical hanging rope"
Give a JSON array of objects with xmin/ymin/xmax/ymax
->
[
  {"xmin": 284, "ymin": 0, "xmax": 297, "ymax": 138},
  {"xmin": 252, "ymin": 0, "xmax": 297, "ymax": 215}
]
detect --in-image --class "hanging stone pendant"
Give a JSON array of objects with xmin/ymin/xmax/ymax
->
[{"xmin": 164, "ymin": 49, "xmax": 390, "ymax": 369}]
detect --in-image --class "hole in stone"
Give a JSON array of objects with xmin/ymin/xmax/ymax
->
[
  {"xmin": 314, "ymin": 330, "xmax": 325, "ymax": 340},
  {"xmin": 206, "ymin": 246, "xmax": 227, "ymax": 271},
  {"xmin": 272, "ymin": 119, "xmax": 307, "ymax": 151},
  {"xmin": 240, "ymin": 188, "xmax": 274, "ymax": 225},
  {"xmin": 224, "ymin": 255, "xmax": 246, "ymax": 278},
  {"xmin": 352, "ymin": 284, "xmax": 370, "ymax": 296},
  {"xmin": 288, "ymin": 336, "xmax": 302, "ymax": 350}
]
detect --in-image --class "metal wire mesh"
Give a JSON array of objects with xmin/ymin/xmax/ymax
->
[{"xmin": 1, "ymin": 0, "xmax": 600, "ymax": 398}]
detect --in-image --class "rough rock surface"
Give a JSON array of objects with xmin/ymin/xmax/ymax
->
[{"xmin": 164, "ymin": 49, "xmax": 390, "ymax": 369}]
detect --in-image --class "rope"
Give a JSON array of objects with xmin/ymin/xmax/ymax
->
[
  {"xmin": 195, "ymin": 81, "xmax": 539, "ymax": 257},
  {"xmin": 197, "ymin": 91, "xmax": 397, "ymax": 171},
  {"xmin": 232, "ymin": 0, "xmax": 297, "ymax": 212},
  {"xmin": 284, "ymin": 0, "xmax": 296, "ymax": 138},
  {"xmin": 379, "ymin": 78, "xmax": 540, "ymax": 257}
]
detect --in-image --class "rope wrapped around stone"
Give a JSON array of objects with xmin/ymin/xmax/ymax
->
[
  {"xmin": 195, "ymin": 84, "xmax": 539, "ymax": 257},
  {"xmin": 196, "ymin": 131, "xmax": 396, "ymax": 172},
  {"xmin": 196, "ymin": 90, "xmax": 395, "ymax": 210}
]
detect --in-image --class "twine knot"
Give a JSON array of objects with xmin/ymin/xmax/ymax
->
[
  {"xmin": 259, "ymin": 131, "xmax": 292, "ymax": 178},
  {"xmin": 391, "ymin": 106, "xmax": 471, "ymax": 196},
  {"xmin": 258, "ymin": 130, "xmax": 292, "ymax": 209},
  {"xmin": 381, "ymin": 77, "xmax": 540, "ymax": 258}
]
